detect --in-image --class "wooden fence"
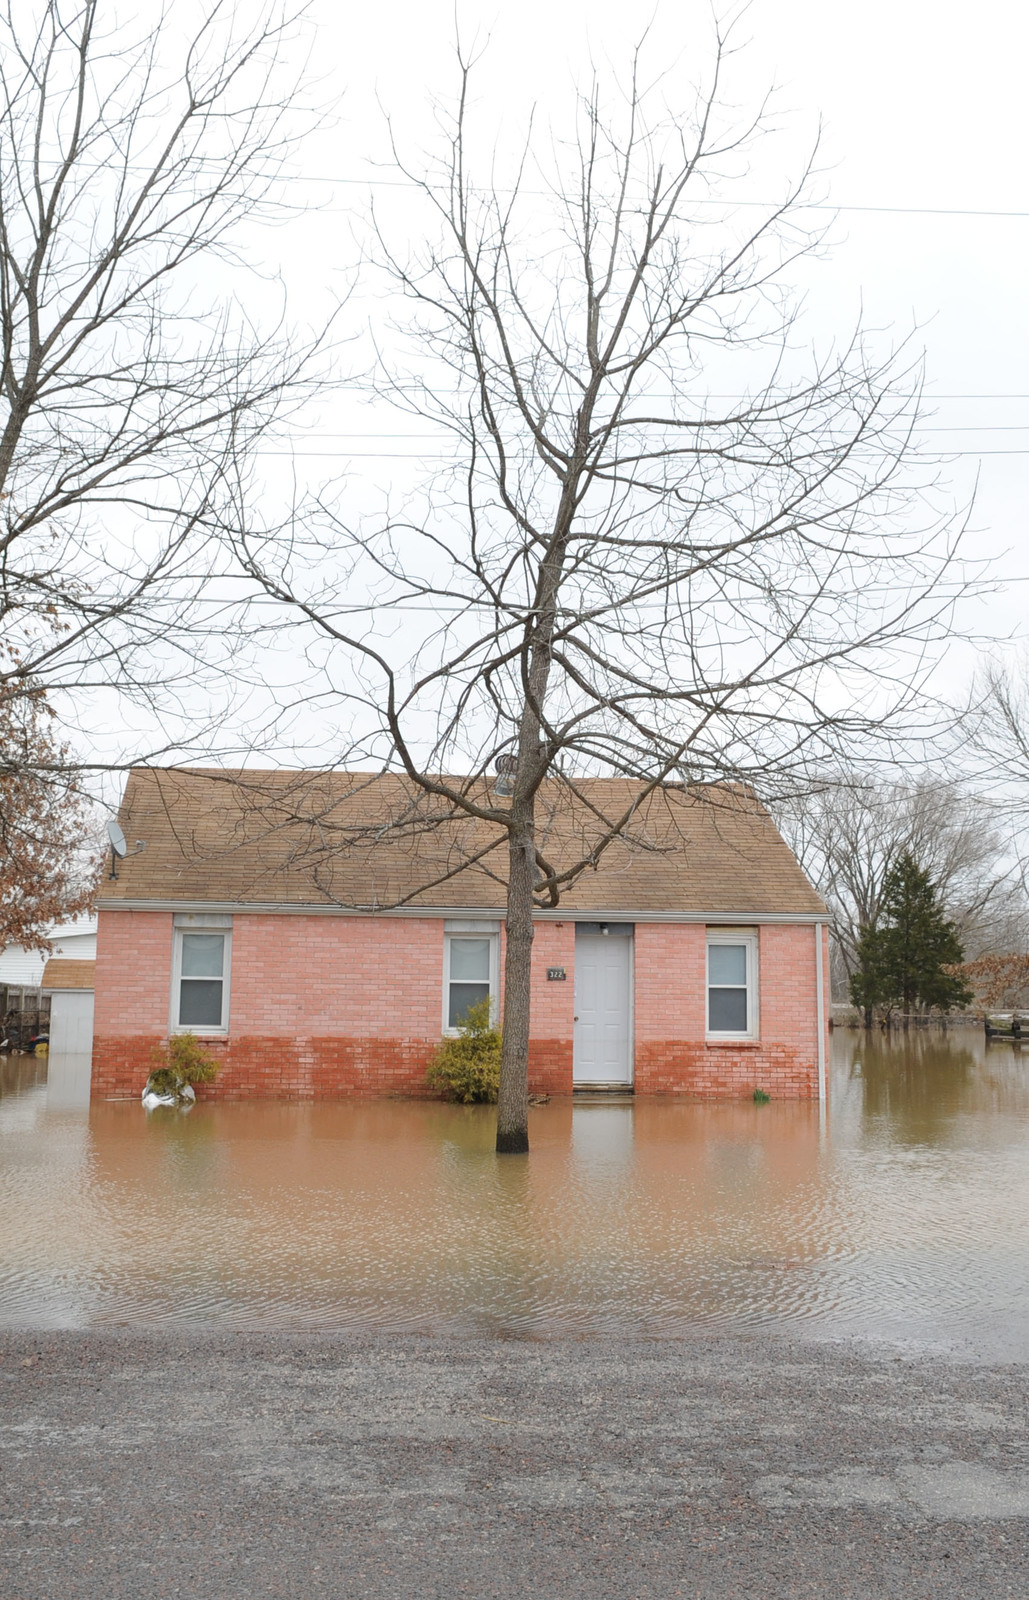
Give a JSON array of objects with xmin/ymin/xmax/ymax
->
[{"xmin": 0, "ymin": 986, "xmax": 51, "ymax": 1051}]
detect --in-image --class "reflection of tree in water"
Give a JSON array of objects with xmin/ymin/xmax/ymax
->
[
  {"xmin": 846, "ymin": 1030, "xmax": 975, "ymax": 1145},
  {"xmin": 144, "ymin": 1104, "xmax": 221, "ymax": 1189},
  {"xmin": 423, "ymin": 1101, "xmax": 498, "ymax": 1156}
]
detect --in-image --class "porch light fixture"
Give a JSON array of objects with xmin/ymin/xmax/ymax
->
[{"xmin": 492, "ymin": 751, "xmax": 518, "ymax": 798}]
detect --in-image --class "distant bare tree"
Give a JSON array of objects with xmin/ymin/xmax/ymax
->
[
  {"xmin": 0, "ymin": 0, "xmax": 323, "ymax": 780},
  {"xmin": 974, "ymin": 657, "xmax": 1029, "ymax": 804},
  {"xmin": 240, "ymin": 36, "xmax": 965, "ymax": 1151},
  {"xmin": 779, "ymin": 774, "xmax": 1023, "ymax": 1000}
]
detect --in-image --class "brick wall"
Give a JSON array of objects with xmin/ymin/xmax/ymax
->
[
  {"xmin": 526, "ymin": 921, "xmax": 575, "ymax": 1094},
  {"xmin": 92, "ymin": 912, "xmax": 577, "ymax": 1100},
  {"xmin": 91, "ymin": 911, "xmax": 825, "ymax": 1101},
  {"xmin": 632, "ymin": 921, "xmax": 825, "ymax": 1099}
]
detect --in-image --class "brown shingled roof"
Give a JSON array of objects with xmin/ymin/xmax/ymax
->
[
  {"xmin": 97, "ymin": 768, "xmax": 825, "ymax": 917},
  {"xmin": 41, "ymin": 959, "xmax": 95, "ymax": 992},
  {"xmin": 100, "ymin": 771, "xmax": 825, "ymax": 921}
]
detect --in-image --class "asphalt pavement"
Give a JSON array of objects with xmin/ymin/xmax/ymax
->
[{"xmin": 1, "ymin": 1329, "xmax": 1027, "ymax": 1598}]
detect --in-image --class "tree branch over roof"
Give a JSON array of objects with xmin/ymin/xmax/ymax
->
[{"xmin": 232, "ymin": 26, "xmax": 969, "ymax": 1148}]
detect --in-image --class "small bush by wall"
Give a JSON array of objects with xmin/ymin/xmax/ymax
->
[
  {"xmin": 146, "ymin": 1033, "xmax": 221, "ymax": 1098},
  {"xmin": 427, "ymin": 1000, "xmax": 501, "ymax": 1103}
]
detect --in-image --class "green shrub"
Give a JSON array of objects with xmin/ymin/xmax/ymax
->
[
  {"xmin": 146, "ymin": 1033, "xmax": 221, "ymax": 1099},
  {"xmin": 146, "ymin": 1066, "xmax": 186, "ymax": 1097},
  {"xmin": 427, "ymin": 999, "xmax": 501, "ymax": 1103},
  {"xmin": 752, "ymin": 1087, "xmax": 771, "ymax": 1104}
]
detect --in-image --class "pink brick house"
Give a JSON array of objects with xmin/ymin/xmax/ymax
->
[{"xmin": 92, "ymin": 768, "xmax": 830, "ymax": 1102}]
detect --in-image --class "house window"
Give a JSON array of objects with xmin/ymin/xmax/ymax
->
[
  {"xmin": 445, "ymin": 934, "xmax": 497, "ymax": 1030},
  {"xmin": 706, "ymin": 932, "xmax": 758, "ymax": 1038},
  {"xmin": 173, "ymin": 929, "xmax": 230, "ymax": 1033}
]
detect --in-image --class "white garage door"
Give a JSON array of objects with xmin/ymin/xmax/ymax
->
[{"xmin": 49, "ymin": 991, "xmax": 95, "ymax": 1054}]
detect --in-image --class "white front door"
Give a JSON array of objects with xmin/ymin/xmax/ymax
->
[{"xmin": 573, "ymin": 930, "xmax": 634, "ymax": 1086}]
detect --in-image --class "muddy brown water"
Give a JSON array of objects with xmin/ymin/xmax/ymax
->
[{"xmin": 2, "ymin": 1029, "xmax": 1028, "ymax": 1356}]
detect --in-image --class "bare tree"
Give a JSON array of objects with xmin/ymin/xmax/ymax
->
[
  {"xmin": 0, "ymin": 0, "xmax": 324, "ymax": 779},
  {"xmin": 965, "ymin": 656, "xmax": 1029, "ymax": 932},
  {"xmin": 973, "ymin": 657, "xmax": 1029, "ymax": 808},
  {"xmin": 778, "ymin": 774, "xmax": 1022, "ymax": 1002},
  {"xmin": 240, "ymin": 36, "xmax": 964, "ymax": 1151}
]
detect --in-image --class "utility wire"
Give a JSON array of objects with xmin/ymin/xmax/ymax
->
[
  {"xmin": 311, "ymin": 387, "xmax": 1029, "ymax": 400},
  {"xmin": 34, "ymin": 155, "xmax": 1029, "ymax": 221},
  {"xmin": 286, "ymin": 175, "xmax": 1029, "ymax": 220},
  {"xmin": 254, "ymin": 425, "xmax": 1029, "ymax": 440},
  {"xmin": 250, "ymin": 448, "xmax": 1029, "ymax": 459}
]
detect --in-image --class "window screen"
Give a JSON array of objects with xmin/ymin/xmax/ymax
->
[
  {"xmin": 708, "ymin": 941, "xmax": 749, "ymax": 1033},
  {"xmin": 448, "ymin": 937, "xmax": 491, "ymax": 1028},
  {"xmin": 178, "ymin": 932, "xmax": 226, "ymax": 1028}
]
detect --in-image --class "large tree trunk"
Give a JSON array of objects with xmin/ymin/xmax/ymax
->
[
  {"xmin": 492, "ymin": 419, "xmax": 579, "ymax": 1154},
  {"xmin": 496, "ymin": 811, "xmax": 534, "ymax": 1153}
]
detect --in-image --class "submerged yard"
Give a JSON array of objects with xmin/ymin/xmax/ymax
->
[{"xmin": 2, "ymin": 1029, "xmax": 1028, "ymax": 1358}]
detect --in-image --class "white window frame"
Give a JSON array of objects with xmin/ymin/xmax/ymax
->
[
  {"xmin": 170, "ymin": 925, "xmax": 232, "ymax": 1036},
  {"xmin": 705, "ymin": 930, "xmax": 759, "ymax": 1041},
  {"xmin": 443, "ymin": 930, "xmax": 500, "ymax": 1034}
]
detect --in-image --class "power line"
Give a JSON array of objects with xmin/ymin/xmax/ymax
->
[
  {"xmin": 258, "ymin": 425, "xmax": 1029, "ymax": 441},
  {"xmin": 251, "ymin": 447, "xmax": 1029, "ymax": 459},
  {"xmin": 331, "ymin": 389, "xmax": 1029, "ymax": 400},
  {"xmin": 287, "ymin": 174, "xmax": 1029, "ymax": 220},
  {"xmin": 32, "ymin": 155, "xmax": 1029, "ymax": 222}
]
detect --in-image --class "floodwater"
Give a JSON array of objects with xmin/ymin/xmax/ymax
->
[{"xmin": 1, "ymin": 1030, "xmax": 1028, "ymax": 1357}]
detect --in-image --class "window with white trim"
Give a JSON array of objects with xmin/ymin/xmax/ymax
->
[
  {"xmin": 706, "ymin": 931, "xmax": 758, "ymax": 1038},
  {"xmin": 172, "ymin": 928, "xmax": 231, "ymax": 1033},
  {"xmin": 444, "ymin": 933, "xmax": 498, "ymax": 1030}
]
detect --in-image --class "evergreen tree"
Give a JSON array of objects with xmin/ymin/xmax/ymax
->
[
  {"xmin": 849, "ymin": 852, "xmax": 973, "ymax": 1019},
  {"xmin": 850, "ymin": 924, "xmax": 890, "ymax": 1025}
]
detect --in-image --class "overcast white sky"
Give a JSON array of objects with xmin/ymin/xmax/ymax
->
[
  {"xmin": 71, "ymin": 0, "xmax": 1029, "ymax": 777},
  {"xmin": 283, "ymin": 0, "xmax": 1029, "ymax": 632}
]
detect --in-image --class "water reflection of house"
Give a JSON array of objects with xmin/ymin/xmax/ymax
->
[{"xmin": 92, "ymin": 769, "xmax": 829, "ymax": 1103}]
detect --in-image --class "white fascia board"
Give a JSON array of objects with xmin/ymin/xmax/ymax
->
[
  {"xmin": 49, "ymin": 918, "xmax": 98, "ymax": 939},
  {"xmin": 98, "ymin": 898, "xmax": 826, "ymax": 925}
]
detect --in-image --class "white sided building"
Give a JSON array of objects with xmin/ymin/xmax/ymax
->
[{"xmin": 0, "ymin": 919, "xmax": 97, "ymax": 1052}]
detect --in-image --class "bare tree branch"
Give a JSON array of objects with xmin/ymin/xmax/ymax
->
[
  {"xmin": 238, "ymin": 31, "xmax": 970, "ymax": 1151},
  {"xmin": 0, "ymin": 0, "xmax": 332, "ymax": 781}
]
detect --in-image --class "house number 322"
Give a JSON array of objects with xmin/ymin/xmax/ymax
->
[{"xmin": 546, "ymin": 967, "xmax": 567, "ymax": 981}]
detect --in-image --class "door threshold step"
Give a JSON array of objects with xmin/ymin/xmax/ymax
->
[{"xmin": 573, "ymin": 1086, "xmax": 635, "ymax": 1102}]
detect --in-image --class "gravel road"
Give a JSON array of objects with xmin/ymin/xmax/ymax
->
[{"xmin": 1, "ymin": 1330, "xmax": 1027, "ymax": 1598}]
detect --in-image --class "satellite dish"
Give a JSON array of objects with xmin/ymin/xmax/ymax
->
[{"xmin": 106, "ymin": 820, "xmax": 127, "ymax": 858}]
